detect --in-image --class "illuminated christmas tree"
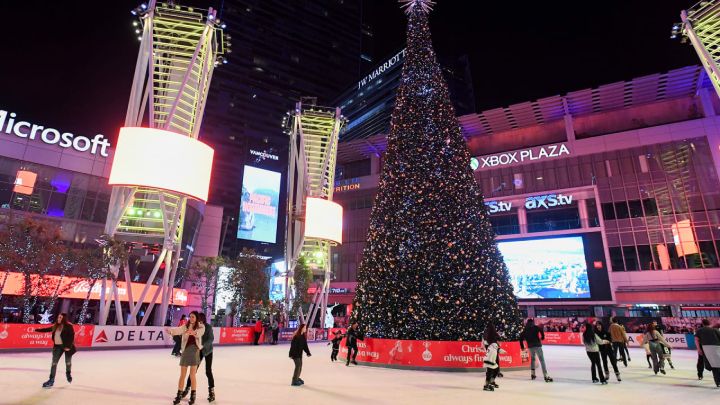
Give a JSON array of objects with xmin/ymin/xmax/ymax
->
[{"xmin": 351, "ymin": 0, "xmax": 523, "ymax": 341}]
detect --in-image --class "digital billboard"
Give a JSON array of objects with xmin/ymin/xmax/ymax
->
[
  {"xmin": 237, "ymin": 166, "xmax": 281, "ymax": 243},
  {"xmin": 498, "ymin": 236, "xmax": 591, "ymax": 299}
]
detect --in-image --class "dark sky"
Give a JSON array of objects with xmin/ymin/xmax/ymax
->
[{"xmin": 0, "ymin": 1, "xmax": 700, "ymax": 140}]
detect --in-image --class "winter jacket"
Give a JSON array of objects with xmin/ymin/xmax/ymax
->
[
  {"xmin": 595, "ymin": 329, "xmax": 613, "ymax": 348},
  {"xmin": 289, "ymin": 334, "xmax": 311, "ymax": 359},
  {"xmin": 696, "ymin": 327, "xmax": 720, "ymax": 368},
  {"xmin": 201, "ymin": 324, "xmax": 214, "ymax": 356},
  {"xmin": 644, "ymin": 330, "xmax": 669, "ymax": 348},
  {"xmin": 254, "ymin": 321, "xmax": 263, "ymax": 333},
  {"xmin": 583, "ymin": 333, "xmax": 608, "ymax": 352},
  {"xmin": 519, "ymin": 325, "xmax": 544, "ymax": 349},
  {"xmin": 35, "ymin": 324, "xmax": 76, "ymax": 354},
  {"xmin": 346, "ymin": 327, "xmax": 363, "ymax": 348},
  {"xmin": 608, "ymin": 322, "xmax": 628, "ymax": 343},
  {"xmin": 167, "ymin": 324, "xmax": 206, "ymax": 353},
  {"xmin": 483, "ymin": 342, "xmax": 506, "ymax": 370}
]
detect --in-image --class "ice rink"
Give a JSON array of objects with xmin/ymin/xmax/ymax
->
[{"xmin": 1, "ymin": 343, "xmax": 717, "ymax": 404}]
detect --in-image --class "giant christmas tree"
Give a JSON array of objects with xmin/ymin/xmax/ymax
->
[{"xmin": 351, "ymin": 0, "xmax": 523, "ymax": 341}]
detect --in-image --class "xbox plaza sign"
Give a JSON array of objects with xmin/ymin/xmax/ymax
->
[
  {"xmin": 0, "ymin": 109, "xmax": 111, "ymax": 157},
  {"xmin": 475, "ymin": 143, "xmax": 570, "ymax": 170}
]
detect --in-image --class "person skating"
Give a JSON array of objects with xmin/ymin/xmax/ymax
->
[
  {"xmin": 166, "ymin": 311, "xmax": 205, "ymax": 405},
  {"xmin": 253, "ymin": 319, "xmax": 263, "ymax": 345},
  {"xmin": 328, "ymin": 330, "xmax": 345, "ymax": 362},
  {"xmin": 519, "ymin": 319, "xmax": 553, "ymax": 382},
  {"xmin": 608, "ymin": 316, "xmax": 629, "ymax": 367},
  {"xmin": 582, "ymin": 321, "xmax": 609, "ymax": 384},
  {"xmin": 34, "ymin": 313, "xmax": 76, "ymax": 388},
  {"xmin": 179, "ymin": 313, "xmax": 216, "ymax": 402},
  {"xmin": 289, "ymin": 324, "xmax": 312, "ymax": 386},
  {"xmin": 482, "ymin": 324, "xmax": 506, "ymax": 392},
  {"xmin": 171, "ymin": 314, "xmax": 187, "ymax": 357},
  {"xmin": 663, "ymin": 345, "xmax": 675, "ymax": 370},
  {"xmin": 695, "ymin": 318, "xmax": 720, "ymax": 387},
  {"xmin": 345, "ymin": 322, "xmax": 363, "ymax": 366},
  {"xmin": 644, "ymin": 323, "xmax": 669, "ymax": 375},
  {"xmin": 642, "ymin": 337, "xmax": 652, "ymax": 368},
  {"xmin": 271, "ymin": 319, "xmax": 280, "ymax": 345},
  {"xmin": 594, "ymin": 321, "xmax": 621, "ymax": 382}
]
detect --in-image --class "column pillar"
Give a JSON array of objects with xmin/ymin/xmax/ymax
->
[
  {"xmin": 370, "ymin": 153, "xmax": 381, "ymax": 175},
  {"xmin": 518, "ymin": 206, "xmax": 528, "ymax": 234},
  {"xmin": 578, "ymin": 198, "xmax": 589, "ymax": 228}
]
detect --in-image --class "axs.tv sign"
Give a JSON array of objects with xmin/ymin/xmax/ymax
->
[{"xmin": 485, "ymin": 193, "xmax": 574, "ymax": 214}]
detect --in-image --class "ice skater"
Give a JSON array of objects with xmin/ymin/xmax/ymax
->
[
  {"xmin": 519, "ymin": 319, "xmax": 553, "ymax": 382},
  {"xmin": 328, "ymin": 329, "xmax": 345, "ymax": 362},
  {"xmin": 35, "ymin": 313, "xmax": 76, "ymax": 388},
  {"xmin": 289, "ymin": 324, "xmax": 312, "ymax": 386},
  {"xmin": 642, "ymin": 337, "xmax": 652, "ymax": 368},
  {"xmin": 644, "ymin": 322, "xmax": 669, "ymax": 375},
  {"xmin": 594, "ymin": 321, "xmax": 620, "ymax": 382},
  {"xmin": 171, "ymin": 314, "xmax": 187, "ymax": 357},
  {"xmin": 180, "ymin": 313, "xmax": 216, "ymax": 402},
  {"xmin": 695, "ymin": 318, "xmax": 720, "ymax": 387},
  {"xmin": 608, "ymin": 317, "xmax": 629, "ymax": 366},
  {"xmin": 271, "ymin": 318, "xmax": 280, "ymax": 345},
  {"xmin": 345, "ymin": 322, "xmax": 363, "ymax": 366},
  {"xmin": 482, "ymin": 324, "xmax": 505, "ymax": 392},
  {"xmin": 253, "ymin": 319, "xmax": 263, "ymax": 345},
  {"xmin": 582, "ymin": 321, "xmax": 609, "ymax": 384},
  {"xmin": 166, "ymin": 311, "xmax": 205, "ymax": 405},
  {"xmin": 663, "ymin": 345, "xmax": 675, "ymax": 370}
]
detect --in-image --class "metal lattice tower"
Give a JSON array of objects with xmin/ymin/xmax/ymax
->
[
  {"xmin": 681, "ymin": 1, "xmax": 720, "ymax": 98},
  {"xmin": 284, "ymin": 101, "xmax": 345, "ymax": 328},
  {"xmin": 100, "ymin": 1, "xmax": 226, "ymax": 326}
]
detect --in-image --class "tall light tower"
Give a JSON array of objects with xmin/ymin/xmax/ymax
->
[
  {"xmin": 679, "ymin": 1, "xmax": 720, "ymax": 98},
  {"xmin": 99, "ymin": 1, "xmax": 228, "ymax": 326},
  {"xmin": 284, "ymin": 100, "xmax": 345, "ymax": 328}
]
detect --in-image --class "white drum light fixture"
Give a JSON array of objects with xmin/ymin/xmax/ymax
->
[
  {"xmin": 108, "ymin": 127, "xmax": 214, "ymax": 202},
  {"xmin": 304, "ymin": 197, "xmax": 343, "ymax": 244}
]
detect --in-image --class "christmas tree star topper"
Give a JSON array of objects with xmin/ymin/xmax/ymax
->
[{"xmin": 399, "ymin": 0, "xmax": 436, "ymax": 14}]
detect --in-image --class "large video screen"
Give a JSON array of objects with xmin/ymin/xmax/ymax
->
[
  {"xmin": 498, "ymin": 236, "xmax": 591, "ymax": 299},
  {"xmin": 237, "ymin": 166, "xmax": 281, "ymax": 243}
]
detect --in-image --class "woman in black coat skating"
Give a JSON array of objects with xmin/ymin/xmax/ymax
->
[
  {"xmin": 289, "ymin": 324, "xmax": 312, "ymax": 386},
  {"xmin": 34, "ymin": 313, "xmax": 76, "ymax": 388}
]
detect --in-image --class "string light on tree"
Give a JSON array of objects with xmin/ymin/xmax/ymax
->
[{"xmin": 351, "ymin": 1, "xmax": 523, "ymax": 341}]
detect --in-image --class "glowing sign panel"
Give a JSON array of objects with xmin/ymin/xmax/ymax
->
[
  {"xmin": 13, "ymin": 170, "xmax": 37, "ymax": 195},
  {"xmin": 304, "ymin": 198, "xmax": 343, "ymax": 244},
  {"xmin": 108, "ymin": 127, "xmax": 213, "ymax": 201},
  {"xmin": 237, "ymin": 166, "xmax": 281, "ymax": 243}
]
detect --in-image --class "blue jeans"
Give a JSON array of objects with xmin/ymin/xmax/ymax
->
[{"xmin": 529, "ymin": 347, "xmax": 548, "ymax": 376}]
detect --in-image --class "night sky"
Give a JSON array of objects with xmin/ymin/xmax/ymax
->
[{"xmin": 0, "ymin": 1, "xmax": 699, "ymax": 141}]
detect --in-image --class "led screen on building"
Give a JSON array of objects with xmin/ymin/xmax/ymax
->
[
  {"xmin": 498, "ymin": 236, "xmax": 591, "ymax": 299},
  {"xmin": 237, "ymin": 166, "xmax": 281, "ymax": 243}
]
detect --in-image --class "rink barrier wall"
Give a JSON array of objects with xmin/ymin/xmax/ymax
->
[
  {"xmin": 340, "ymin": 337, "xmax": 529, "ymax": 372},
  {"xmin": 0, "ymin": 325, "xmax": 698, "ymax": 352}
]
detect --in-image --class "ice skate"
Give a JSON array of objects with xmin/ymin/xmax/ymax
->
[
  {"xmin": 208, "ymin": 387, "xmax": 215, "ymax": 402},
  {"xmin": 42, "ymin": 379, "xmax": 54, "ymax": 388}
]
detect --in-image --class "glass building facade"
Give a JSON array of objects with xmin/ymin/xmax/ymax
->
[{"xmin": 330, "ymin": 65, "xmax": 720, "ymax": 311}]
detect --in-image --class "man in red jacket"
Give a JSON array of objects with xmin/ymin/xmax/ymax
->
[{"xmin": 254, "ymin": 319, "xmax": 263, "ymax": 345}]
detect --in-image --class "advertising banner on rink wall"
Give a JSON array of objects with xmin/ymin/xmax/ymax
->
[
  {"xmin": 0, "ymin": 324, "xmax": 95, "ymax": 349},
  {"xmin": 340, "ymin": 337, "xmax": 527, "ymax": 370},
  {"xmin": 218, "ymin": 327, "xmax": 264, "ymax": 344},
  {"xmin": 541, "ymin": 332, "xmax": 691, "ymax": 349}
]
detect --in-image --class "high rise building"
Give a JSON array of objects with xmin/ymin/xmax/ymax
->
[{"xmin": 200, "ymin": 0, "xmax": 364, "ymax": 258}]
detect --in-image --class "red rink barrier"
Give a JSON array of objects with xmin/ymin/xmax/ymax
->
[
  {"xmin": 341, "ymin": 337, "xmax": 528, "ymax": 370},
  {"xmin": 0, "ymin": 324, "xmax": 95, "ymax": 349},
  {"xmin": 218, "ymin": 326, "xmax": 264, "ymax": 344}
]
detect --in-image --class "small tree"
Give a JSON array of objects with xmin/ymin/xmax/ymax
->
[
  {"xmin": 224, "ymin": 248, "xmax": 268, "ymax": 323},
  {"xmin": 0, "ymin": 218, "xmax": 65, "ymax": 323},
  {"xmin": 189, "ymin": 256, "xmax": 226, "ymax": 318},
  {"xmin": 76, "ymin": 241, "xmax": 116, "ymax": 325},
  {"xmin": 291, "ymin": 256, "xmax": 313, "ymax": 319},
  {"xmin": 42, "ymin": 246, "xmax": 82, "ymax": 316}
]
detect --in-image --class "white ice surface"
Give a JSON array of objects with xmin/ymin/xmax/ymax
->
[{"xmin": 1, "ymin": 344, "xmax": 717, "ymax": 404}]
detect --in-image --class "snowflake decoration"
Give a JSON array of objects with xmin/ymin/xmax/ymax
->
[{"xmin": 399, "ymin": 0, "xmax": 436, "ymax": 14}]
